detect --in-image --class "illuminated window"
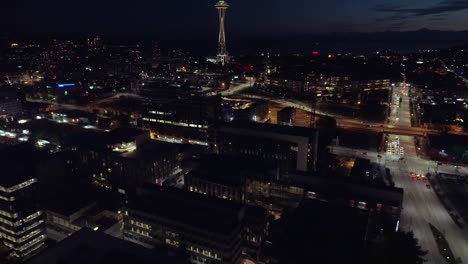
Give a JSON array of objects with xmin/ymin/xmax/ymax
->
[
  {"xmin": 165, "ymin": 238, "xmax": 180, "ymax": 247},
  {"xmin": 307, "ymin": 191, "xmax": 316, "ymax": 199},
  {"xmin": 358, "ymin": 201, "xmax": 367, "ymax": 210}
]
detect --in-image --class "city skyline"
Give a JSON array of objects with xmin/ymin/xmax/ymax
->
[{"xmin": 1, "ymin": 1, "xmax": 468, "ymax": 264}]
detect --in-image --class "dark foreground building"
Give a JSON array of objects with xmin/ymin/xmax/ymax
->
[
  {"xmin": 26, "ymin": 228, "xmax": 188, "ymax": 264},
  {"xmin": 217, "ymin": 121, "xmax": 318, "ymax": 174},
  {"xmin": 123, "ymin": 186, "xmax": 268, "ymax": 264},
  {"xmin": 275, "ymin": 199, "xmax": 368, "ymax": 264}
]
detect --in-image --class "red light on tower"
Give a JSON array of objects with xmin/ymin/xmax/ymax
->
[{"xmin": 312, "ymin": 51, "xmax": 319, "ymax": 56}]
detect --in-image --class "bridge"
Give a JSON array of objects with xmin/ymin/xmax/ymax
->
[{"xmin": 235, "ymin": 94, "xmax": 467, "ymax": 137}]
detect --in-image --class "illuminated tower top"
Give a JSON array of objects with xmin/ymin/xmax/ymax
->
[
  {"xmin": 215, "ymin": 0, "xmax": 229, "ymax": 65},
  {"xmin": 215, "ymin": 0, "xmax": 229, "ymax": 9}
]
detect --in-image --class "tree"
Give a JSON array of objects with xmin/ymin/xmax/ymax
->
[
  {"xmin": 385, "ymin": 231, "xmax": 427, "ymax": 264},
  {"xmin": 364, "ymin": 231, "xmax": 427, "ymax": 264}
]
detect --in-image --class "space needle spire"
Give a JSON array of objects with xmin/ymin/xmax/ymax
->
[{"xmin": 215, "ymin": 0, "xmax": 229, "ymax": 65}]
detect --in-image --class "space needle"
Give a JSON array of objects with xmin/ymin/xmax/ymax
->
[{"xmin": 215, "ymin": 0, "xmax": 229, "ymax": 65}]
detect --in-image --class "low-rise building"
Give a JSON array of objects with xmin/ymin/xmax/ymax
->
[
  {"xmin": 44, "ymin": 191, "xmax": 122, "ymax": 242},
  {"xmin": 184, "ymin": 155, "xmax": 270, "ymax": 201},
  {"xmin": 123, "ymin": 186, "xmax": 267, "ymax": 264},
  {"xmin": 26, "ymin": 228, "xmax": 188, "ymax": 264},
  {"xmin": 264, "ymin": 74, "xmax": 304, "ymax": 95},
  {"xmin": 64, "ymin": 129, "xmax": 179, "ymax": 192},
  {"xmin": 349, "ymin": 79, "xmax": 391, "ymax": 91}
]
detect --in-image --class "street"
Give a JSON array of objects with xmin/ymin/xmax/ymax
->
[
  {"xmin": 332, "ymin": 83, "xmax": 468, "ymax": 264},
  {"xmin": 387, "ymin": 84, "xmax": 468, "ymax": 264},
  {"xmin": 220, "ymin": 77, "xmax": 255, "ymax": 96},
  {"xmin": 240, "ymin": 94, "xmax": 468, "ymax": 137}
]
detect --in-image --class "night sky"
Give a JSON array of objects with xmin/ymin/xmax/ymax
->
[{"xmin": 2, "ymin": 0, "xmax": 468, "ymax": 37}]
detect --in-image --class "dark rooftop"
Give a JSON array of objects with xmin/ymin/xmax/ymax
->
[
  {"xmin": 187, "ymin": 154, "xmax": 271, "ymax": 186},
  {"xmin": 221, "ymin": 120, "xmax": 316, "ymax": 138},
  {"xmin": 277, "ymin": 199, "xmax": 368, "ymax": 264},
  {"xmin": 0, "ymin": 160, "xmax": 34, "ymax": 188},
  {"xmin": 120, "ymin": 141, "xmax": 178, "ymax": 160},
  {"xmin": 278, "ymin": 107, "xmax": 296, "ymax": 114},
  {"xmin": 64, "ymin": 128, "xmax": 147, "ymax": 150},
  {"xmin": 350, "ymin": 158, "xmax": 371, "ymax": 179},
  {"xmin": 0, "ymin": 143, "xmax": 46, "ymax": 187},
  {"xmin": 128, "ymin": 186, "xmax": 244, "ymax": 236},
  {"xmin": 291, "ymin": 173, "xmax": 404, "ymax": 207},
  {"xmin": 44, "ymin": 188, "xmax": 97, "ymax": 217},
  {"xmin": 26, "ymin": 228, "xmax": 188, "ymax": 264}
]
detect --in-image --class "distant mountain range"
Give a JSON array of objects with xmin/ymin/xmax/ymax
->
[
  {"xmin": 323, "ymin": 28, "xmax": 468, "ymax": 42},
  {"xmin": 226, "ymin": 29, "xmax": 468, "ymax": 55}
]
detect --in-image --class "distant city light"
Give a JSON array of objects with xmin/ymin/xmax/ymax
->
[
  {"xmin": 57, "ymin": 83, "xmax": 75, "ymax": 88},
  {"xmin": 18, "ymin": 136, "xmax": 29, "ymax": 142},
  {"xmin": 36, "ymin": 139, "xmax": 50, "ymax": 148}
]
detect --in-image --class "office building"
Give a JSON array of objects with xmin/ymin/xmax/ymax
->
[
  {"xmin": 141, "ymin": 92, "xmax": 222, "ymax": 146},
  {"xmin": 0, "ymin": 146, "xmax": 46, "ymax": 261},
  {"xmin": 185, "ymin": 155, "xmax": 272, "ymax": 201},
  {"xmin": 123, "ymin": 186, "xmax": 267, "ymax": 264},
  {"xmin": 43, "ymin": 188, "xmax": 122, "ymax": 242},
  {"xmin": 264, "ymin": 74, "xmax": 304, "ymax": 95},
  {"xmin": 246, "ymin": 171, "xmax": 403, "ymax": 222},
  {"xmin": 349, "ymin": 79, "xmax": 391, "ymax": 91},
  {"xmin": 112, "ymin": 141, "xmax": 179, "ymax": 188},
  {"xmin": 245, "ymin": 178, "xmax": 305, "ymax": 214},
  {"xmin": 217, "ymin": 121, "xmax": 318, "ymax": 173},
  {"xmin": 64, "ymin": 129, "xmax": 179, "ymax": 192},
  {"xmin": 26, "ymin": 228, "xmax": 188, "ymax": 264}
]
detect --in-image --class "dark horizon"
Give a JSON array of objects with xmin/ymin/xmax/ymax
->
[{"xmin": 3, "ymin": 28, "xmax": 468, "ymax": 56}]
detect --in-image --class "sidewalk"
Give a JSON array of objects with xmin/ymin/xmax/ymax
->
[{"xmin": 429, "ymin": 172, "xmax": 466, "ymax": 229}]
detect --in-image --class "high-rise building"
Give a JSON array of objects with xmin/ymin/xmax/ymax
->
[
  {"xmin": 0, "ymin": 145, "xmax": 47, "ymax": 261},
  {"xmin": 215, "ymin": 1, "xmax": 229, "ymax": 65}
]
